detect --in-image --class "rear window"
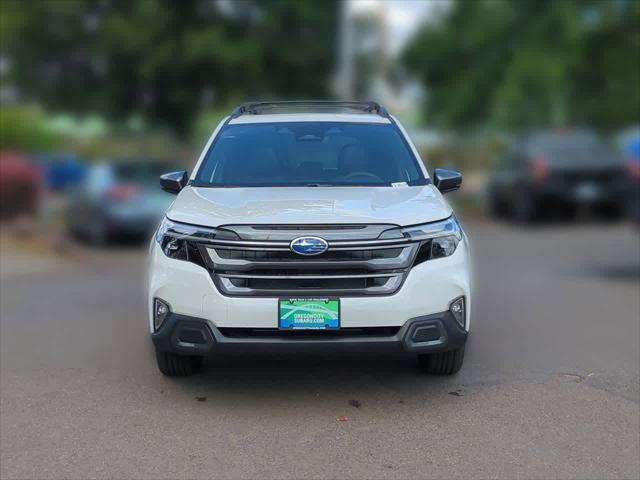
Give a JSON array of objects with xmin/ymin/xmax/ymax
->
[
  {"xmin": 115, "ymin": 162, "xmax": 173, "ymax": 183},
  {"xmin": 529, "ymin": 134, "xmax": 618, "ymax": 165},
  {"xmin": 194, "ymin": 122, "xmax": 426, "ymax": 187}
]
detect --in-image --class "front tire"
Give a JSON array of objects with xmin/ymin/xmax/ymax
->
[
  {"xmin": 487, "ymin": 191, "xmax": 508, "ymax": 219},
  {"xmin": 418, "ymin": 346, "xmax": 465, "ymax": 375},
  {"xmin": 511, "ymin": 190, "xmax": 539, "ymax": 223},
  {"xmin": 155, "ymin": 350, "xmax": 203, "ymax": 377},
  {"xmin": 89, "ymin": 219, "xmax": 109, "ymax": 245}
]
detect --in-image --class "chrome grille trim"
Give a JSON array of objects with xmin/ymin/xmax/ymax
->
[
  {"xmin": 329, "ymin": 244, "xmax": 414, "ymax": 251},
  {"xmin": 212, "ymin": 245, "xmax": 291, "ymax": 252},
  {"xmin": 216, "ymin": 274, "xmax": 405, "ymax": 296},
  {"xmin": 217, "ymin": 272, "xmax": 401, "ymax": 280}
]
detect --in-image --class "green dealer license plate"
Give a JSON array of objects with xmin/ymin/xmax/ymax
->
[{"xmin": 278, "ymin": 298, "xmax": 340, "ymax": 330}]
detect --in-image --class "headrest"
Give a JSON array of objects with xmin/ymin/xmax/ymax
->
[{"xmin": 231, "ymin": 146, "xmax": 281, "ymax": 183}]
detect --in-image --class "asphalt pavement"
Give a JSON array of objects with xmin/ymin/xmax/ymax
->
[{"xmin": 1, "ymin": 219, "xmax": 639, "ymax": 479}]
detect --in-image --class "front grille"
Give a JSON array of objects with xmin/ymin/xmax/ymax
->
[
  {"xmin": 196, "ymin": 224, "xmax": 421, "ymax": 297},
  {"xmin": 217, "ymin": 272, "xmax": 398, "ymax": 294}
]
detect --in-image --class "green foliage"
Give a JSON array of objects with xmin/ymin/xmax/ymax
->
[
  {"xmin": 420, "ymin": 139, "xmax": 506, "ymax": 173},
  {"xmin": 71, "ymin": 132, "xmax": 184, "ymax": 164},
  {"xmin": 191, "ymin": 102, "xmax": 238, "ymax": 148},
  {"xmin": 403, "ymin": 0, "xmax": 640, "ymax": 132},
  {"xmin": 0, "ymin": 0, "xmax": 338, "ymax": 137},
  {"xmin": 0, "ymin": 105, "xmax": 59, "ymax": 150}
]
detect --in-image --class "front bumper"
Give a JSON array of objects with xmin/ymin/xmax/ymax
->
[
  {"xmin": 147, "ymin": 235, "xmax": 472, "ymax": 333},
  {"xmin": 152, "ymin": 310, "xmax": 468, "ymax": 355},
  {"xmin": 532, "ymin": 178, "xmax": 630, "ymax": 207}
]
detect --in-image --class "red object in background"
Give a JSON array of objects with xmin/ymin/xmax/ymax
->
[
  {"xmin": 105, "ymin": 184, "xmax": 139, "ymax": 200},
  {"xmin": 0, "ymin": 150, "xmax": 43, "ymax": 220},
  {"xmin": 625, "ymin": 158, "xmax": 640, "ymax": 181},
  {"xmin": 531, "ymin": 156, "xmax": 549, "ymax": 182}
]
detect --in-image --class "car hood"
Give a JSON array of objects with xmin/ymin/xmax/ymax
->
[{"xmin": 166, "ymin": 185, "xmax": 452, "ymax": 227}]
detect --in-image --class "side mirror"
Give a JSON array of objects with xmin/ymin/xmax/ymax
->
[
  {"xmin": 160, "ymin": 170, "xmax": 188, "ymax": 194},
  {"xmin": 433, "ymin": 168, "xmax": 462, "ymax": 194}
]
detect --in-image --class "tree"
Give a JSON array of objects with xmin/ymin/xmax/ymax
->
[
  {"xmin": 403, "ymin": 0, "xmax": 640, "ymax": 132},
  {"xmin": 0, "ymin": 0, "xmax": 338, "ymax": 136}
]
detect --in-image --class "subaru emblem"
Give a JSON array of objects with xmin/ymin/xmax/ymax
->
[{"xmin": 290, "ymin": 236, "xmax": 328, "ymax": 256}]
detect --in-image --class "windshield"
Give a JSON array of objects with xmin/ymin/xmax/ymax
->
[{"xmin": 194, "ymin": 122, "xmax": 426, "ymax": 187}]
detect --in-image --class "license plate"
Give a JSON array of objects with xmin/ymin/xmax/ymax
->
[
  {"xmin": 278, "ymin": 298, "xmax": 340, "ymax": 330},
  {"xmin": 574, "ymin": 183, "xmax": 600, "ymax": 201}
]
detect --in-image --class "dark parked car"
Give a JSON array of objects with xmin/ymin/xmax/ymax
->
[
  {"xmin": 67, "ymin": 159, "xmax": 175, "ymax": 244},
  {"xmin": 487, "ymin": 130, "xmax": 628, "ymax": 222}
]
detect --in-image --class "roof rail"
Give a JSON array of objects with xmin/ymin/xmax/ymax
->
[{"xmin": 229, "ymin": 100, "xmax": 389, "ymax": 119}]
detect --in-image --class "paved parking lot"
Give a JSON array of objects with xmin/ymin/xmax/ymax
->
[{"xmin": 1, "ymin": 220, "xmax": 639, "ymax": 479}]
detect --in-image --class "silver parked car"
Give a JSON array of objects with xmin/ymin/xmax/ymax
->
[{"xmin": 67, "ymin": 159, "xmax": 175, "ymax": 244}]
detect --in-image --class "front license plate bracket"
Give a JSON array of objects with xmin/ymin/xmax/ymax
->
[{"xmin": 278, "ymin": 298, "xmax": 340, "ymax": 330}]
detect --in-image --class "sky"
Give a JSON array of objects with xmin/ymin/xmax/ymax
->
[{"xmin": 350, "ymin": 0, "xmax": 447, "ymax": 54}]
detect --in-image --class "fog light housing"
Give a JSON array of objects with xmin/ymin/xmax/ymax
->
[
  {"xmin": 449, "ymin": 297, "xmax": 465, "ymax": 328},
  {"xmin": 154, "ymin": 298, "xmax": 170, "ymax": 331}
]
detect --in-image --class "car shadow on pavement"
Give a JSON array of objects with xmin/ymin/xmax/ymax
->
[
  {"xmin": 159, "ymin": 350, "xmax": 465, "ymax": 406},
  {"xmin": 579, "ymin": 264, "xmax": 640, "ymax": 281}
]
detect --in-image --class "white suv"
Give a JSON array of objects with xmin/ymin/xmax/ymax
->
[{"xmin": 149, "ymin": 101, "xmax": 471, "ymax": 376}]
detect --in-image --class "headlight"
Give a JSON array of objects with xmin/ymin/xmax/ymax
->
[
  {"xmin": 156, "ymin": 217, "xmax": 190, "ymax": 260},
  {"xmin": 155, "ymin": 217, "xmax": 237, "ymax": 265},
  {"xmin": 380, "ymin": 216, "xmax": 462, "ymax": 262}
]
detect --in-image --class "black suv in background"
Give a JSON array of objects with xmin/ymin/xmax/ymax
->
[{"xmin": 487, "ymin": 130, "xmax": 628, "ymax": 222}]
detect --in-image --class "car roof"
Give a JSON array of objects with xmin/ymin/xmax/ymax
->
[
  {"xmin": 228, "ymin": 112, "xmax": 392, "ymax": 125},
  {"xmin": 226, "ymin": 101, "xmax": 392, "ymax": 125}
]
